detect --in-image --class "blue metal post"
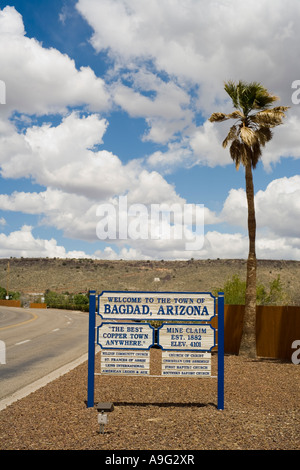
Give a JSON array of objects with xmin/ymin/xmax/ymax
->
[
  {"xmin": 87, "ymin": 290, "xmax": 96, "ymax": 408},
  {"xmin": 217, "ymin": 292, "xmax": 224, "ymax": 410}
]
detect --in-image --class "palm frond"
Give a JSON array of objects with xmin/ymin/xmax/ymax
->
[
  {"xmin": 251, "ymin": 142, "xmax": 262, "ymax": 168},
  {"xmin": 208, "ymin": 112, "xmax": 229, "ymax": 122},
  {"xmin": 240, "ymin": 126, "xmax": 258, "ymax": 146},
  {"xmin": 255, "ymin": 127, "xmax": 273, "ymax": 146},
  {"xmin": 229, "ymin": 139, "xmax": 242, "ymax": 169},
  {"xmin": 224, "ymin": 80, "xmax": 279, "ymax": 116},
  {"xmin": 224, "ymin": 81, "xmax": 240, "ymax": 109},
  {"xmin": 250, "ymin": 107, "xmax": 288, "ymax": 127},
  {"xmin": 272, "ymin": 106, "xmax": 290, "ymax": 113},
  {"xmin": 210, "ymin": 81, "xmax": 288, "ymax": 171},
  {"xmin": 251, "ymin": 86, "xmax": 278, "ymax": 110},
  {"xmin": 226, "ymin": 110, "xmax": 244, "ymax": 120},
  {"xmin": 222, "ymin": 125, "xmax": 238, "ymax": 148}
]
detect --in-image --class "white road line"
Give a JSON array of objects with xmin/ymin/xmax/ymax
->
[
  {"xmin": 52, "ymin": 328, "xmax": 60, "ymax": 332},
  {"xmin": 15, "ymin": 339, "xmax": 31, "ymax": 346}
]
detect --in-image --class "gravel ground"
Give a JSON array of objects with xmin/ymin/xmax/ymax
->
[{"xmin": 0, "ymin": 350, "xmax": 299, "ymax": 451}]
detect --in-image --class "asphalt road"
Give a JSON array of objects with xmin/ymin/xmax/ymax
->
[{"xmin": 0, "ymin": 306, "xmax": 90, "ymax": 405}]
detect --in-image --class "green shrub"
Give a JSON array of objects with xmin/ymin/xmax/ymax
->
[
  {"xmin": 0, "ymin": 286, "xmax": 6, "ymax": 300},
  {"xmin": 256, "ymin": 275, "xmax": 287, "ymax": 305},
  {"xmin": 44, "ymin": 290, "xmax": 89, "ymax": 311},
  {"xmin": 0, "ymin": 285, "xmax": 20, "ymax": 300},
  {"xmin": 214, "ymin": 274, "xmax": 287, "ymax": 306}
]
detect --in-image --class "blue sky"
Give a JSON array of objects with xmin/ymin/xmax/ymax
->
[{"xmin": 0, "ymin": 0, "xmax": 299, "ymax": 260}]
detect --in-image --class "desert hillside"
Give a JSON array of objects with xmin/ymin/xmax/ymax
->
[{"xmin": 0, "ymin": 257, "xmax": 299, "ymax": 305}]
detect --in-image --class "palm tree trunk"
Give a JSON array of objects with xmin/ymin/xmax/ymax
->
[{"xmin": 239, "ymin": 162, "xmax": 257, "ymax": 357}]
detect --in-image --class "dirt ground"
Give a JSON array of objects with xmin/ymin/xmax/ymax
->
[{"xmin": 0, "ymin": 350, "xmax": 299, "ymax": 451}]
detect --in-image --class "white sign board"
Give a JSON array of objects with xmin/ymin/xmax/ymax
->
[
  {"xmin": 162, "ymin": 351, "xmax": 211, "ymax": 377},
  {"xmin": 98, "ymin": 291, "xmax": 215, "ymax": 321},
  {"xmin": 101, "ymin": 350, "xmax": 150, "ymax": 375},
  {"xmin": 87, "ymin": 290, "xmax": 225, "ymax": 410},
  {"xmin": 97, "ymin": 322, "xmax": 154, "ymax": 350},
  {"xmin": 158, "ymin": 323, "xmax": 215, "ymax": 351}
]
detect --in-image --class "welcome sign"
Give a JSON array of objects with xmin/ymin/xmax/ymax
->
[
  {"xmin": 87, "ymin": 290, "xmax": 225, "ymax": 410},
  {"xmin": 98, "ymin": 291, "xmax": 215, "ymax": 321}
]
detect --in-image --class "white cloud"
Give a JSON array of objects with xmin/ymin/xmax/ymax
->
[
  {"xmin": 0, "ymin": 112, "xmax": 127, "ymax": 198},
  {"xmin": 2, "ymin": 2, "xmax": 297, "ymax": 166},
  {"xmin": 255, "ymin": 175, "xmax": 300, "ymax": 237},
  {"xmin": 202, "ymin": 231, "xmax": 248, "ymax": 259},
  {"xmin": 0, "ymin": 110, "xmax": 194, "ymax": 208},
  {"xmin": 200, "ymin": 231, "xmax": 300, "ymax": 261},
  {"xmin": 77, "ymin": 0, "xmax": 300, "ymax": 166},
  {"xmin": 0, "ymin": 111, "xmax": 194, "ymax": 243},
  {"xmin": 189, "ymin": 121, "xmax": 232, "ymax": 168},
  {"xmin": 0, "ymin": 223, "xmax": 299, "ymax": 261},
  {"xmin": 0, "ymin": 5, "xmax": 24, "ymax": 35},
  {"xmin": 111, "ymin": 70, "xmax": 193, "ymax": 143},
  {"xmin": 76, "ymin": 0, "xmax": 300, "ymax": 103},
  {"xmin": 146, "ymin": 143, "xmax": 193, "ymax": 172},
  {"xmin": 146, "ymin": 120, "xmax": 233, "ymax": 171},
  {"xmin": 0, "ymin": 188, "xmax": 98, "ymax": 241},
  {"xmin": 0, "ymin": 225, "xmax": 91, "ymax": 259},
  {"xmin": 258, "ymin": 116, "xmax": 300, "ymax": 170},
  {"xmin": 112, "ymin": 73, "xmax": 190, "ymax": 121},
  {"xmin": 215, "ymin": 175, "xmax": 300, "ymax": 260},
  {"xmin": 0, "ymin": 6, "xmax": 110, "ymax": 116},
  {"xmin": 1, "ymin": 174, "xmax": 298, "ymax": 260},
  {"xmin": 0, "ymin": 2, "xmax": 299, "ymax": 261},
  {"xmin": 94, "ymin": 246, "xmax": 150, "ymax": 260},
  {"xmin": 220, "ymin": 188, "xmax": 248, "ymax": 229}
]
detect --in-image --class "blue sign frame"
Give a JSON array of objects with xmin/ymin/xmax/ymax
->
[{"xmin": 87, "ymin": 290, "xmax": 224, "ymax": 410}]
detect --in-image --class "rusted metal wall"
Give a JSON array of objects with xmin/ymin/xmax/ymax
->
[
  {"xmin": 223, "ymin": 305, "xmax": 300, "ymax": 360},
  {"xmin": 0, "ymin": 299, "xmax": 21, "ymax": 307},
  {"xmin": 29, "ymin": 303, "xmax": 47, "ymax": 308}
]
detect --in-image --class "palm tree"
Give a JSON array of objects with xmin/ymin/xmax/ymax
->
[{"xmin": 209, "ymin": 80, "xmax": 289, "ymax": 357}]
